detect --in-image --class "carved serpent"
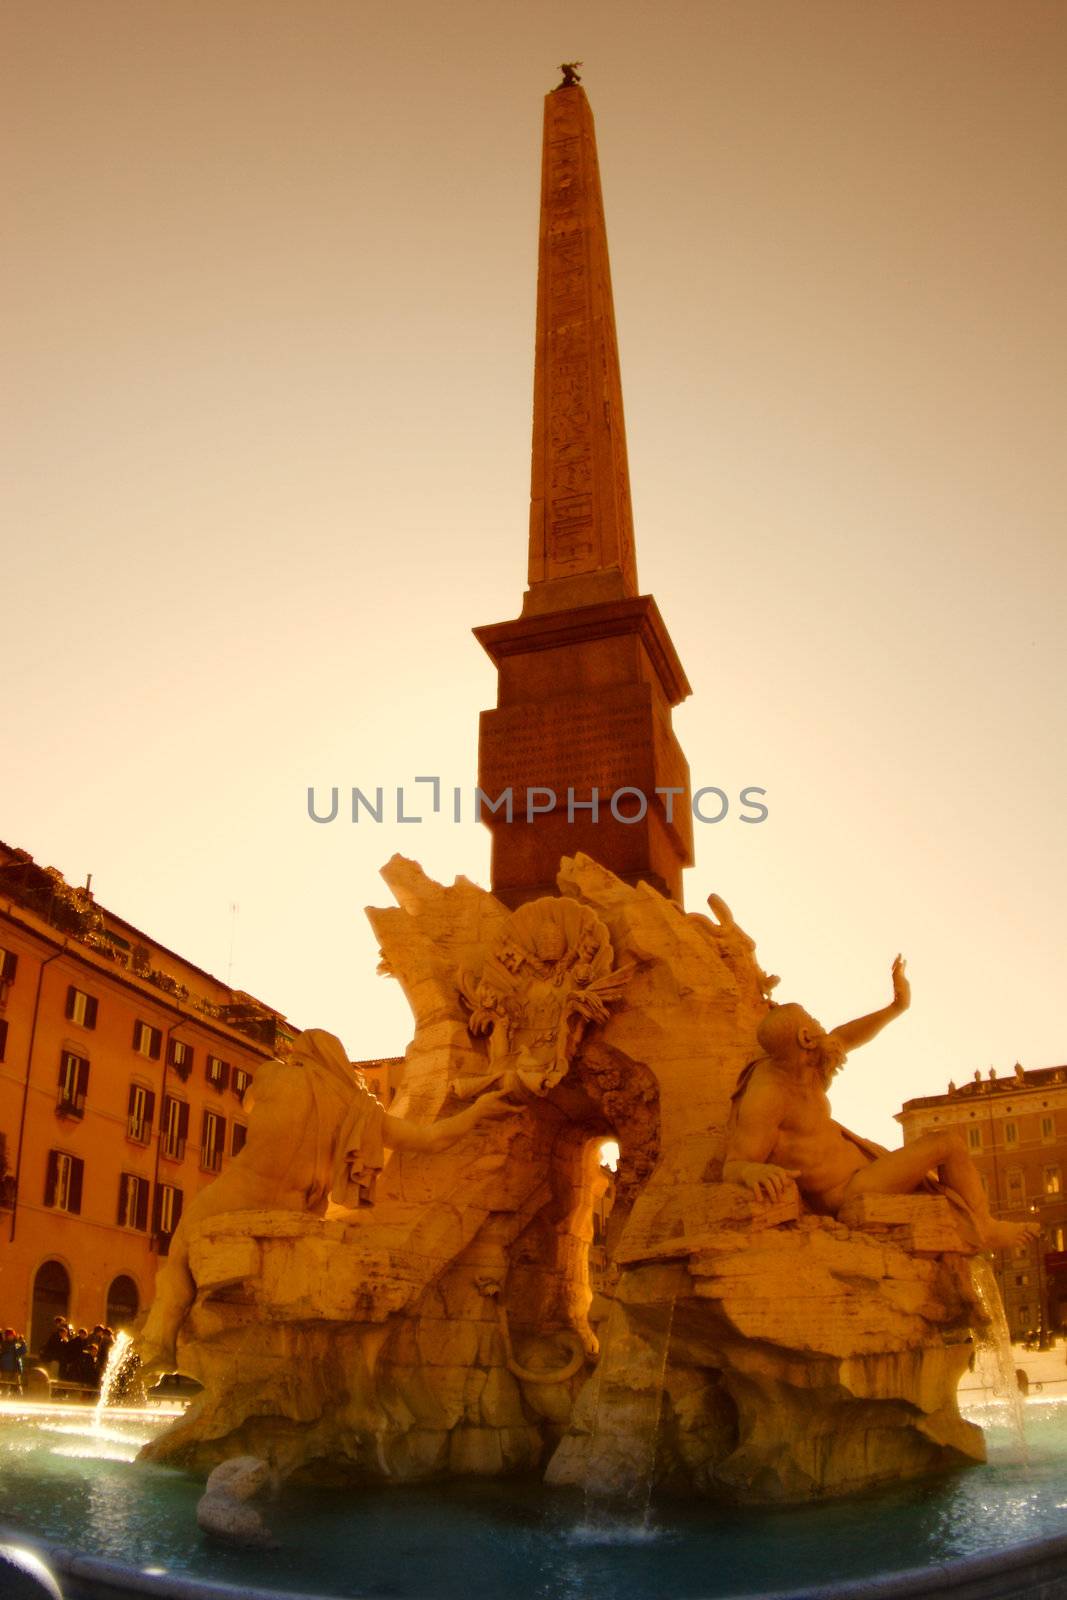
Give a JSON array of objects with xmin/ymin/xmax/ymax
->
[{"xmin": 476, "ymin": 1276, "xmax": 589, "ymax": 1384}]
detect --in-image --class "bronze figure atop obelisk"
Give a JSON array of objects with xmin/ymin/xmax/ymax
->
[{"xmin": 475, "ymin": 78, "xmax": 693, "ymax": 907}]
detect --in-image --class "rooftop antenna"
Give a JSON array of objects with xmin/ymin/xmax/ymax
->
[{"xmin": 227, "ymin": 902, "xmax": 239, "ymax": 985}]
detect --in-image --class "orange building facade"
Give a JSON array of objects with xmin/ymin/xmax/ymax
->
[
  {"xmin": 898, "ymin": 1064, "xmax": 1067, "ymax": 1342},
  {"xmin": 0, "ymin": 842, "xmax": 298, "ymax": 1355}
]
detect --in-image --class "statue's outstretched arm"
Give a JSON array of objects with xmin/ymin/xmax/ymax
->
[
  {"xmin": 828, "ymin": 955, "xmax": 910, "ymax": 1054},
  {"xmin": 383, "ymin": 1088, "xmax": 516, "ymax": 1153}
]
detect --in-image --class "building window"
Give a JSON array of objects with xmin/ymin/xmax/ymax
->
[
  {"xmin": 1052, "ymin": 1226, "xmax": 1065, "ymax": 1253},
  {"xmin": 231, "ymin": 1122, "xmax": 247, "ymax": 1156},
  {"xmin": 967, "ymin": 1126, "xmax": 982, "ymax": 1151},
  {"xmin": 0, "ymin": 1018, "xmax": 7, "ymax": 1062},
  {"xmin": 0, "ymin": 1131, "xmax": 14, "ymax": 1209},
  {"xmin": 1014, "ymin": 1272, "xmax": 1030, "ymax": 1286},
  {"xmin": 201, "ymin": 1110, "xmax": 226, "ymax": 1173},
  {"xmin": 44, "ymin": 1150, "xmax": 84, "ymax": 1214},
  {"xmin": 161, "ymin": 1096, "xmax": 189, "ymax": 1162},
  {"xmin": 153, "ymin": 1183, "xmax": 183, "ymax": 1254},
  {"xmin": 1018, "ymin": 1304, "xmax": 1031, "ymax": 1326},
  {"xmin": 117, "ymin": 1172, "xmax": 149, "ymax": 1231},
  {"xmin": 232, "ymin": 1068, "xmax": 251, "ymax": 1103},
  {"xmin": 1044, "ymin": 1165, "xmax": 1062, "ymax": 1197},
  {"xmin": 56, "ymin": 1051, "xmax": 89, "ymax": 1118},
  {"xmin": 133, "ymin": 1020, "xmax": 163, "ymax": 1060},
  {"xmin": 1004, "ymin": 1121, "xmax": 1018, "ymax": 1147},
  {"xmin": 979, "ymin": 1172, "xmax": 989, "ymax": 1197},
  {"xmin": 1042, "ymin": 1115, "xmax": 1055, "ymax": 1142},
  {"xmin": 127, "ymin": 1083, "xmax": 155, "ymax": 1144},
  {"xmin": 206, "ymin": 1055, "xmax": 230, "ymax": 1092},
  {"xmin": 64, "ymin": 986, "xmax": 98, "ymax": 1029},
  {"xmin": 168, "ymin": 1038, "xmax": 193, "ymax": 1081},
  {"xmin": 0, "ymin": 947, "xmax": 18, "ymax": 987},
  {"xmin": 1006, "ymin": 1168, "xmax": 1025, "ymax": 1207}
]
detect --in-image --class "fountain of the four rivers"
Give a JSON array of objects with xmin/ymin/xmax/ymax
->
[{"xmin": 2, "ymin": 69, "xmax": 1066, "ymax": 1600}]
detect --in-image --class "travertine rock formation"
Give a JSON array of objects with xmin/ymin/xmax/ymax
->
[
  {"xmin": 196, "ymin": 1456, "xmax": 275, "ymax": 1548},
  {"xmin": 140, "ymin": 854, "xmax": 986, "ymax": 1502}
]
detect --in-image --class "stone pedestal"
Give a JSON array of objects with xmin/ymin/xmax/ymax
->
[{"xmin": 475, "ymin": 596, "xmax": 693, "ymax": 906}]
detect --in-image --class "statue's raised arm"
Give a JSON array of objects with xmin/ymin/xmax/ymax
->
[{"xmin": 827, "ymin": 954, "xmax": 910, "ymax": 1057}]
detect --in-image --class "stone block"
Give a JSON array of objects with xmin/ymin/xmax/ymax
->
[
  {"xmin": 617, "ymin": 1182, "xmax": 799, "ymax": 1264},
  {"xmin": 448, "ymin": 1425, "xmax": 505, "ymax": 1476},
  {"xmin": 837, "ymin": 1192, "xmax": 975, "ymax": 1255},
  {"xmin": 190, "ymin": 1234, "xmax": 260, "ymax": 1291}
]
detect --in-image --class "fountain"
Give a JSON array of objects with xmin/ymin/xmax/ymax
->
[
  {"xmin": 90, "ymin": 1332, "xmax": 134, "ymax": 1432},
  {"xmin": 5, "ymin": 853, "xmax": 1067, "ymax": 1600},
  {"xmin": 2, "ymin": 72, "xmax": 1065, "ymax": 1600}
]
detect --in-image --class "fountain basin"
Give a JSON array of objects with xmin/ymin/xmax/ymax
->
[{"xmin": 2, "ymin": 1398, "xmax": 1067, "ymax": 1600}]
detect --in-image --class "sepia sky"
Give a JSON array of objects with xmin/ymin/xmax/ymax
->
[{"xmin": 4, "ymin": 1, "xmax": 1064, "ymax": 1144}]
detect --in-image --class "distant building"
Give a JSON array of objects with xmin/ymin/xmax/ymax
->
[
  {"xmin": 355, "ymin": 1057, "xmax": 403, "ymax": 1108},
  {"xmin": 897, "ymin": 1064, "xmax": 1067, "ymax": 1341},
  {"xmin": 0, "ymin": 840, "xmax": 298, "ymax": 1354}
]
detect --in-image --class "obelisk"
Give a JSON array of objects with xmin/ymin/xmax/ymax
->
[{"xmin": 475, "ymin": 73, "xmax": 693, "ymax": 907}]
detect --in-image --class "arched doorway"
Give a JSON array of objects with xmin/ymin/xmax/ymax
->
[
  {"xmin": 30, "ymin": 1260, "xmax": 70, "ymax": 1357},
  {"xmin": 105, "ymin": 1274, "xmax": 139, "ymax": 1330}
]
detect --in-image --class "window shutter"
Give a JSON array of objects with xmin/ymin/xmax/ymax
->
[
  {"xmin": 86, "ymin": 996, "xmax": 98, "ymax": 1029},
  {"xmin": 217, "ymin": 1114, "xmax": 227, "ymax": 1148},
  {"xmin": 0, "ymin": 1019, "xmax": 7, "ymax": 1062},
  {"xmin": 65, "ymin": 986, "xmax": 76, "ymax": 1020},
  {"xmin": 44, "ymin": 1150, "xmax": 58, "ymax": 1206},
  {"xmin": 144, "ymin": 1089, "xmax": 156, "ymax": 1134},
  {"xmin": 171, "ymin": 1187, "xmax": 183, "ymax": 1231},
  {"xmin": 135, "ymin": 1179, "xmax": 149, "ymax": 1231},
  {"xmin": 150, "ymin": 1027, "xmax": 162, "ymax": 1060},
  {"xmin": 77, "ymin": 1058, "xmax": 90, "ymax": 1101},
  {"xmin": 132, "ymin": 1021, "xmax": 142, "ymax": 1049},
  {"xmin": 152, "ymin": 1184, "xmax": 163, "ymax": 1233},
  {"xmin": 127, "ymin": 1083, "xmax": 137, "ymax": 1116},
  {"xmin": 117, "ymin": 1176, "xmax": 128, "ymax": 1226},
  {"xmin": 58, "ymin": 1052, "xmax": 68, "ymax": 1087},
  {"xmin": 2, "ymin": 951, "xmax": 17, "ymax": 982},
  {"xmin": 219, "ymin": 1062, "xmax": 231, "ymax": 1092},
  {"xmin": 178, "ymin": 1102, "xmax": 190, "ymax": 1141},
  {"xmin": 69, "ymin": 1158, "xmax": 83, "ymax": 1214}
]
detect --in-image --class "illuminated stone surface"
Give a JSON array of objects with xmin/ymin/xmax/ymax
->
[{"xmin": 139, "ymin": 854, "xmax": 985, "ymax": 1501}]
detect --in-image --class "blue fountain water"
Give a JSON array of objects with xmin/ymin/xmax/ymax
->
[{"xmin": 2, "ymin": 1396, "xmax": 1067, "ymax": 1599}]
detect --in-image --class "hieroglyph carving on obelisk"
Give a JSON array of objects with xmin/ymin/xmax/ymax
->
[{"xmin": 530, "ymin": 84, "xmax": 638, "ymax": 593}]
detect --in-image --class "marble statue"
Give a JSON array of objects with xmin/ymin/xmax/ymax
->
[
  {"xmin": 687, "ymin": 893, "xmax": 780, "ymax": 1001},
  {"xmin": 138, "ymin": 856, "xmax": 999, "ymax": 1506},
  {"xmin": 722, "ymin": 957, "xmax": 1040, "ymax": 1250},
  {"xmin": 452, "ymin": 895, "xmax": 631, "ymax": 1099},
  {"xmin": 137, "ymin": 1027, "xmax": 514, "ymax": 1372}
]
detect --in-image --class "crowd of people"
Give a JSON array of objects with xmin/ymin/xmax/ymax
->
[
  {"xmin": 38, "ymin": 1317, "xmax": 118, "ymax": 1389},
  {"xmin": 0, "ymin": 1317, "xmax": 120, "ymax": 1394}
]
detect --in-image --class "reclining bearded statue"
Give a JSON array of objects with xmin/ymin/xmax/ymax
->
[{"xmin": 724, "ymin": 956, "xmax": 1039, "ymax": 1250}]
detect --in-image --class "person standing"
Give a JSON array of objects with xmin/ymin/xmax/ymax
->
[{"xmin": 0, "ymin": 1328, "xmax": 27, "ymax": 1393}]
